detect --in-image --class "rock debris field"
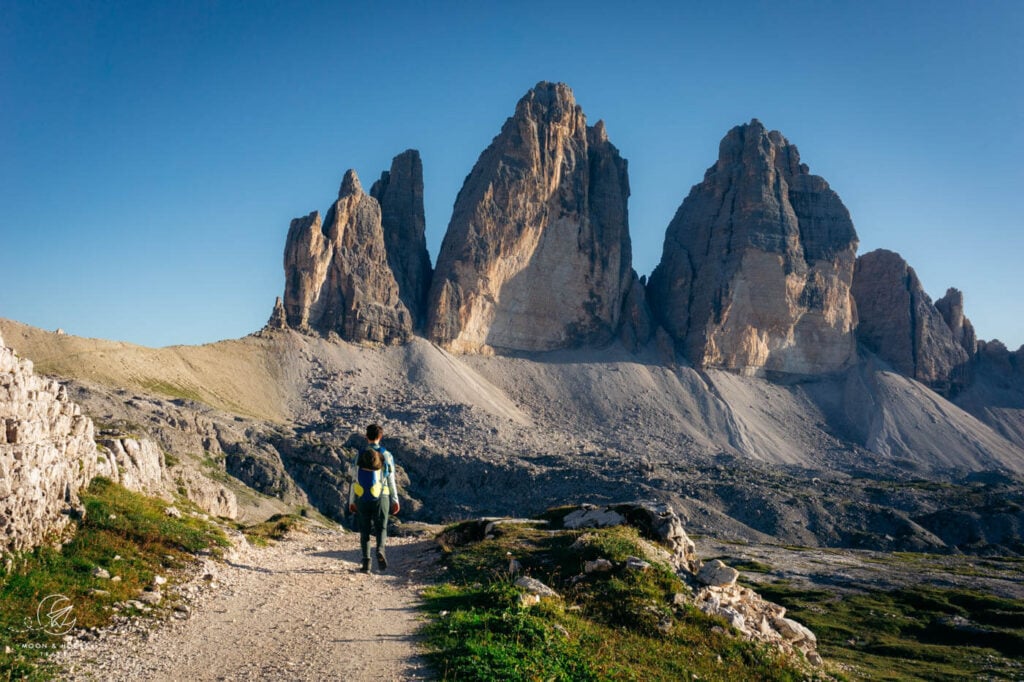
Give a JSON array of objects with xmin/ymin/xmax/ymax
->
[{"xmin": 57, "ymin": 525, "xmax": 441, "ymax": 681}]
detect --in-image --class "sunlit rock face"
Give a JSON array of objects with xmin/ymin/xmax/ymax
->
[
  {"xmin": 281, "ymin": 170, "xmax": 412, "ymax": 344},
  {"xmin": 427, "ymin": 82, "xmax": 635, "ymax": 353},
  {"xmin": 648, "ymin": 120, "xmax": 859, "ymax": 376}
]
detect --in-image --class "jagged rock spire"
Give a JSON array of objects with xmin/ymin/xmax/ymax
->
[
  {"xmin": 648, "ymin": 119, "xmax": 859, "ymax": 375},
  {"xmin": 279, "ymin": 169, "xmax": 412, "ymax": 344},
  {"xmin": 426, "ymin": 81, "xmax": 640, "ymax": 353}
]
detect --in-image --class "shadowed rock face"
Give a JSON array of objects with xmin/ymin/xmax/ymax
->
[
  {"xmin": 935, "ymin": 287, "xmax": 978, "ymax": 357},
  {"xmin": 426, "ymin": 81, "xmax": 636, "ymax": 353},
  {"xmin": 648, "ymin": 120, "xmax": 859, "ymax": 376},
  {"xmin": 281, "ymin": 170, "xmax": 412, "ymax": 344},
  {"xmin": 852, "ymin": 249, "xmax": 971, "ymax": 395},
  {"xmin": 370, "ymin": 150, "xmax": 433, "ymax": 330}
]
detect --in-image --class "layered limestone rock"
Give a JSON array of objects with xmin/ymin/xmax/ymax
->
[
  {"xmin": 1, "ymin": 332, "xmax": 97, "ymax": 552},
  {"xmin": 648, "ymin": 120, "xmax": 858, "ymax": 375},
  {"xmin": 172, "ymin": 467, "xmax": 238, "ymax": 519},
  {"xmin": 280, "ymin": 170, "xmax": 412, "ymax": 343},
  {"xmin": 851, "ymin": 249, "xmax": 971, "ymax": 395},
  {"xmin": 427, "ymin": 82, "xmax": 635, "ymax": 353},
  {"xmin": 370, "ymin": 149, "xmax": 433, "ymax": 330},
  {"xmin": 95, "ymin": 437, "xmax": 166, "ymax": 496}
]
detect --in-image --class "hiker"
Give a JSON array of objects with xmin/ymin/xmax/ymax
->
[{"xmin": 347, "ymin": 423, "xmax": 400, "ymax": 572}]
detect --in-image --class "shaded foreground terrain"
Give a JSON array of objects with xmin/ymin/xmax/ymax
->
[{"xmin": 2, "ymin": 319, "xmax": 1021, "ymax": 557}]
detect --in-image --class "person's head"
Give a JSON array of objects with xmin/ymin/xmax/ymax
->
[
  {"xmin": 358, "ymin": 448, "xmax": 383, "ymax": 471},
  {"xmin": 366, "ymin": 423, "xmax": 383, "ymax": 443}
]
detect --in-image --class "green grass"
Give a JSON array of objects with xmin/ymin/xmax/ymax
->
[
  {"xmin": 0, "ymin": 478, "xmax": 227, "ymax": 680},
  {"xmin": 754, "ymin": 581, "xmax": 1024, "ymax": 681},
  {"xmin": 424, "ymin": 521, "xmax": 816, "ymax": 681},
  {"xmin": 240, "ymin": 514, "xmax": 305, "ymax": 546},
  {"xmin": 138, "ymin": 379, "xmax": 204, "ymax": 404}
]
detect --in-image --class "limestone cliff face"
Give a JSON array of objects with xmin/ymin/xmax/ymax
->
[
  {"xmin": 648, "ymin": 120, "xmax": 859, "ymax": 375},
  {"xmin": 851, "ymin": 249, "xmax": 971, "ymax": 395},
  {"xmin": 370, "ymin": 149, "xmax": 433, "ymax": 330},
  {"xmin": 426, "ymin": 82, "xmax": 634, "ymax": 353},
  {"xmin": 1, "ymin": 332, "xmax": 97, "ymax": 552},
  {"xmin": 280, "ymin": 170, "xmax": 412, "ymax": 344}
]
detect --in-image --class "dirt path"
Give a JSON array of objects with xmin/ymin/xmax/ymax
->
[{"xmin": 57, "ymin": 526, "xmax": 441, "ymax": 681}]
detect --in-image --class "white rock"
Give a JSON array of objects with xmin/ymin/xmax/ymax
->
[
  {"xmin": 563, "ymin": 508, "xmax": 626, "ymax": 530},
  {"xmin": 514, "ymin": 576, "xmax": 560, "ymax": 599},
  {"xmin": 696, "ymin": 559, "xmax": 739, "ymax": 587}
]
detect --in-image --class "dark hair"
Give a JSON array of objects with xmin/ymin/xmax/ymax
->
[
  {"xmin": 366, "ymin": 423, "xmax": 383, "ymax": 441},
  {"xmin": 358, "ymin": 448, "xmax": 383, "ymax": 471}
]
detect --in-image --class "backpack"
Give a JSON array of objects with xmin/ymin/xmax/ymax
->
[{"xmin": 354, "ymin": 448, "xmax": 384, "ymax": 500}]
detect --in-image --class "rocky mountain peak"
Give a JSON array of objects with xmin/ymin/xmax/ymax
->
[
  {"xmin": 648, "ymin": 120, "xmax": 859, "ymax": 375},
  {"xmin": 935, "ymin": 287, "xmax": 978, "ymax": 356},
  {"xmin": 851, "ymin": 249, "xmax": 971, "ymax": 395},
  {"xmin": 276, "ymin": 167, "xmax": 412, "ymax": 344},
  {"xmin": 339, "ymin": 168, "xmax": 362, "ymax": 197},
  {"xmin": 426, "ymin": 82, "xmax": 639, "ymax": 353},
  {"xmin": 370, "ymin": 149, "xmax": 432, "ymax": 330}
]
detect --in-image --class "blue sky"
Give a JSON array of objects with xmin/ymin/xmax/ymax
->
[{"xmin": 1, "ymin": 1, "xmax": 1022, "ymax": 349}]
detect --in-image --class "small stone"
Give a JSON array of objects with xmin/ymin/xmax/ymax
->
[
  {"xmin": 165, "ymin": 506, "xmax": 183, "ymax": 518},
  {"xmin": 111, "ymin": 575, "xmax": 121, "ymax": 582},
  {"xmin": 584, "ymin": 558, "xmax": 613, "ymax": 573},
  {"xmin": 625, "ymin": 556, "xmax": 650, "ymax": 572},
  {"xmin": 91, "ymin": 566, "xmax": 111, "ymax": 579},
  {"xmin": 153, "ymin": 575, "xmax": 167, "ymax": 586},
  {"xmin": 138, "ymin": 590, "xmax": 162, "ymax": 605}
]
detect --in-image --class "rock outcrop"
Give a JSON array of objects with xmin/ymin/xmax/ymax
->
[
  {"xmin": 851, "ymin": 249, "xmax": 971, "ymax": 395},
  {"xmin": 279, "ymin": 170, "xmax": 412, "ymax": 344},
  {"xmin": 935, "ymin": 287, "xmax": 978, "ymax": 357},
  {"xmin": 95, "ymin": 436, "xmax": 166, "ymax": 496},
  {"xmin": 648, "ymin": 119, "xmax": 859, "ymax": 375},
  {"xmin": 0, "ymin": 332, "xmax": 97, "ymax": 552},
  {"xmin": 427, "ymin": 82, "xmax": 635, "ymax": 353},
  {"xmin": 370, "ymin": 149, "xmax": 433, "ymax": 330}
]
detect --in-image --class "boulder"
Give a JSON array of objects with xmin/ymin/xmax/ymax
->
[
  {"xmin": 648, "ymin": 119, "xmax": 858, "ymax": 376},
  {"xmin": 697, "ymin": 559, "xmax": 740, "ymax": 587},
  {"xmin": 427, "ymin": 82, "xmax": 635, "ymax": 353}
]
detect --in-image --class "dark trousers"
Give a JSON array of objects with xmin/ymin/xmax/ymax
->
[{"xmin": 356, "ymin": 494, "xmax": 389, "ymax": 561}]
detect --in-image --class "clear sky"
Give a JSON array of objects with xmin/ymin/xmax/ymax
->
[{"xmin": 2, "ymin": 1, "xmax": 1022, "ymax": 349}]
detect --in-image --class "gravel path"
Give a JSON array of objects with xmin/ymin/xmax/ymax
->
[{"xmin": 58, "ymin": 526, "xmax": 441, "ymax": 681}]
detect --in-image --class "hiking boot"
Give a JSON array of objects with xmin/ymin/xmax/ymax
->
[
  {"xmin": 376, "ymin": 550, "xmax": 388, "ymax": 571},
  {"xmin": 360, "ymin": 558, "xmax": 371, "ymax": 573}
]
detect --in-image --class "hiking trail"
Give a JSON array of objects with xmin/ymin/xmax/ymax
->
[{"xmin": 57, "ymin": 526, "xmax": 441, "ymax": 681}]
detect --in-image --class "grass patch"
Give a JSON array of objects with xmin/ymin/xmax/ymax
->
[
  {"xmin": 0, "ymin": 478, "xmax": 227, "ymax": 680},
  {"xmin": 138, "ymin": 379, "xmax": 204, "ymax": 404},
  {"xmin": 240, "ymin": 514, "xmax": 305, "ymax": 546},
  {"xmin": 755, "ymin": 581, "xmax": 1024, "ymax": 681},
  {"xmin": 424, "ymin": 521, "xmax": 815, "ymax": 681}
]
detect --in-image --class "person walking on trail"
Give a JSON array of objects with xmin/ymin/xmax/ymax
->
[{"xmin": 348, "ymin": 423, "xmax": 400, "ymax": 573}]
